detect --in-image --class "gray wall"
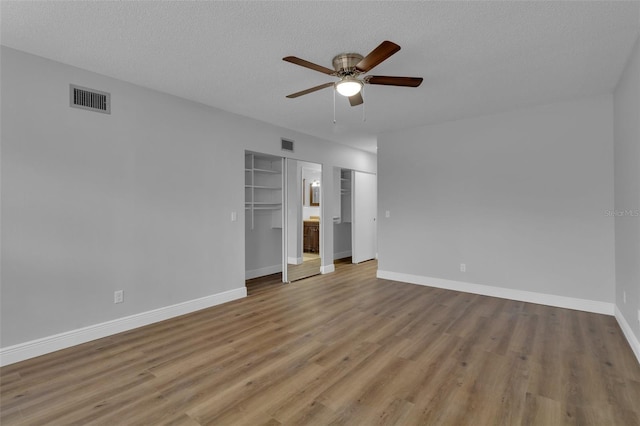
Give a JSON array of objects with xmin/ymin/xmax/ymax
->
[
  {"xmin": 245, "ymin": 210, "xmax": 282, "ymax": 276},
  {"xmin": 0, "ymin": 47, "xmax": 376, "ymax": 348},
  {"xmin": 333, "ymin": 222, "xmax": 352, "ymax": 259},
  {"xmin": 378, "ymin": 95, "xmax": 615, "ymax": 303},
  {"xmin": 614, "ymin": 35, "xmax": 640, "ymax": 343}
]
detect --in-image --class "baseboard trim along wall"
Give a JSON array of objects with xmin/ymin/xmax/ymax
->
[
  {"xmin": 246, "ymin": 264, "xmax": 282, "ymax": 280},
  {"xmin": 287, "ymin": 257, "xmax": 304, "ymax": 265},
  {"xmin": 615, "ymin": 306, "xmax": 640, "ymax": 365},
  {"xmin": 334, "ymin": 250, "xmax": 352, "ymax": 260},
  {"xmin": 376, "ymin": 270, "xmax": 614, "ymax": 315},
  {"xmin": 0, "ymin": 287, "xmax": 247, "ymax": 367},
  {"xmin": 320, "ymin": 264, "xmax": 335, "ymax": 274}
]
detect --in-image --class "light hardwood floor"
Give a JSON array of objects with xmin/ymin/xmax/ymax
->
[
  {"xmin": 285, "ymin": 258, "xmax": 322, "ymax": 282},
  {"xmin": 2, "ymin": 259, "xmax": 639, "ymax": 425}
]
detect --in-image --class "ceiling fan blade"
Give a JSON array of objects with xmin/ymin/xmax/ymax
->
[
  {"xmin": 355, "ymin": 41, "xmax": 401, "ymax": 73},
  {"xmin": 283, "ymin": 56, "xmax": 336, "ymax": 75},
  {"xmin": 365, "ymin": 76, "xmax": 423, "ymax": 87},
  {"xmin": 286, "ymin": 82, "xmax": 334, "ymax": 99},
  {"xmin": 349, "ymin": 92, "xmax": 363, "ymax": 107}
]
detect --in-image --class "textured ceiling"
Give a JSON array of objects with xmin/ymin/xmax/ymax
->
[{"xmin": 2, "ymin": 1, "xmax": 639, "ymax": 153}]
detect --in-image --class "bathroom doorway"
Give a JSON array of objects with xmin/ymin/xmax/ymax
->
[{"xmin": 285, "ymin": 159, "xmax": 322, "ymax": 282}]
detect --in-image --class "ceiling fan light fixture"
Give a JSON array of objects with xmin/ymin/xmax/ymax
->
[{"xmin": 335, "ymin": 77, "xmax": 363, "ymax": 97}]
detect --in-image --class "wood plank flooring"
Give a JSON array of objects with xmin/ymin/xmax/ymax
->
[
  {"xmin": 285, "ymin": 258, "xmax": 321, "ymax": 282},
  {"xmin": 2, "ymin": 259, "xmax": 640, "ymax": 425}
]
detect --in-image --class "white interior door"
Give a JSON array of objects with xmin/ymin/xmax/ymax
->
[{"xmin": 352, "ymin": 171, "xmax": 377, "ymax": 263}]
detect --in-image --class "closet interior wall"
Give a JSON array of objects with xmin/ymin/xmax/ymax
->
[{"xmin": 244, "ymin": 152, "xmax": 283, "ymax": 280}]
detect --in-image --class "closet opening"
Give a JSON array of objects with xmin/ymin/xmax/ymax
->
[
  {"xmin": 333, "ymin": 168, "xmax": 377, "ymax": 265},
  {"xmin": 244, "ymin": 151, "xmax": 284, "ymax": 282}
]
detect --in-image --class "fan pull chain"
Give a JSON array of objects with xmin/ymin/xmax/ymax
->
[
  {"xmin": 362, "ymin": 86, "xmax": 366, "ymax": 122},
  {"xmin": 333, "ymin": 89, "xmax": 336, "ymax": 124}
]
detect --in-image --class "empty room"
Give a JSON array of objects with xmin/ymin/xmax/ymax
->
[{"xmin": 1, "ymin": 1, "xmax": 639, "ymax": 425}]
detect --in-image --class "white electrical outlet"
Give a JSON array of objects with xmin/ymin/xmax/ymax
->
[
  {"xmin": 460, "ymin": 263, "xmax": 466, "ymax": 272},
  {"xmin": 231, "ymin": 211, "xmax": 237, "ymax": 222},
  {"xmin": 623, "ymin": 290, "xmax": 627, "ymax": 304},
  {"xmin": 385, "ymin": 210, "xmax": 390, "ymax": 218},
  {"xmin": 114, "ymin": 290, "xmax": 124, "ymax": 304}
]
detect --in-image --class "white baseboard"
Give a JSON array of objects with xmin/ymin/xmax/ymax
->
[
  {"xmin": 0, "ymin": 287, "xmax": 246, "ymax": 367},
  {"xmin": 287, "ymin": 256, "xmax": 303, "ymax": 265},
  {"xmin": 615, "ymin": 306, "xmax": 640, "ymax": 365},
  {"xmin": 334, "ymin": 250, "xmax": 352, "ymax": 260},
  {"xmin": 246, "ymin": 264, "xmax": 282, "ymax": 280},
  {"xmin": 321, "ymin": 264, "xmax": 335, "ymax": 274},
  {"xmin": 376, "ymin": 270, "xmax": 614, "ymax": 316}
]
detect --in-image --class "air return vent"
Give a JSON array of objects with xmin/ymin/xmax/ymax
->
[
  {"xmin": 281, "ymin": 138, "xmax": 294, "ymax": 152},
  {"xmin": 70, "ymin": 85, "xmax": 110, "ymax": 114}
]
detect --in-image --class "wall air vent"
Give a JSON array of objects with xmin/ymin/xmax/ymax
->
[
  {"xmin": 281, "ymin": 138, "xmax": 294, "ymax": 152},
  {"xmin": 70, "ymin": 85, "xmax": 110, "ymax": 114}
]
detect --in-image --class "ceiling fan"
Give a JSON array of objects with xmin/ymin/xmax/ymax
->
[{"xmin": 283, "ymin": 40, "xmax": 423, "ymax": 107}]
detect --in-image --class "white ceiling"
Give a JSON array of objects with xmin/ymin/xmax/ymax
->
[{"xmin": 2, "ymin": 1, "xmax": 639, "ymax": 153}]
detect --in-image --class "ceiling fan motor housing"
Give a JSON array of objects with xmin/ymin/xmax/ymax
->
[{"xmin": 332, "ymin": 53, "xmax": 364, "ymax": 76}]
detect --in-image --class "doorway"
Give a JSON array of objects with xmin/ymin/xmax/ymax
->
[
  {"xmin": 352, "ymin": 171, "xmax": 377, "ymax": 263},
  {"xmin": 285, "ymin": 159, "xmax": 322, "ymax": 282},
  {"xmin": 333, "ymin": 168, "xmax": 377, "ymax": 265},
  {"xmin": 244, "ymin": 151, "xmax": 284, "ymax": 281}
]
